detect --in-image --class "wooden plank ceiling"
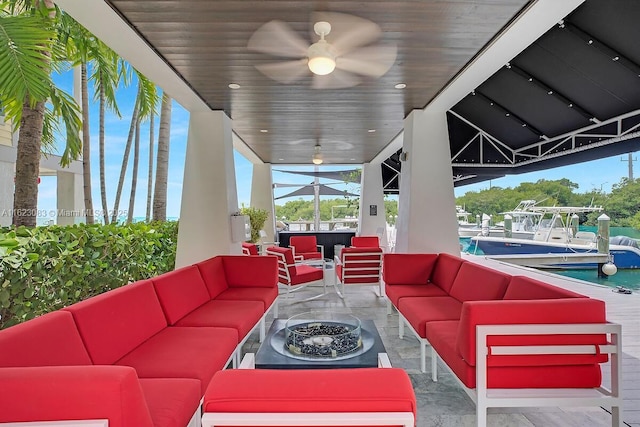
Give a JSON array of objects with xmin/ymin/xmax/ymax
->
[{"xmin": 106, "ymin": 0, "xmax": 531, "ymax": 165}]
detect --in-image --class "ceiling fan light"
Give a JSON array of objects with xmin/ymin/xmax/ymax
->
[
  {"xmin": 307, "ymin": 41, "xmax": 336, "ymax": 75},
  {"xmin": 312, "ymin": 144, "xmax": 324, "ymax": 164}
]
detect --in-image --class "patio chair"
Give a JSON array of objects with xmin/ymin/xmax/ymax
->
[
  {"xmin": 289, "ymin": 235, "xmax": 324, "ymax": 262},
  {"xmin": 334, "ymin": 246, "xmax": 383, "ymax": 298},
  {"xmin": 241, "ymin": 242, "xmax": 258, "ymax": 255},
  {"xmin": 265, "ymin": 246, "xmax": 325, "ymax": 298}
]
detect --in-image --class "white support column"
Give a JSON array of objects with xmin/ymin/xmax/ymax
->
[
  {"xmin": 0, "ymin": 161, "xmax": 14, "ymax": 226},
  {"xmin": 176, "ymin": 111, "xmax": 240, "ymax": 267},
  {"xmin": 57, "ymin": 171, "xmax": 85, "ymax": 225},
  {"xmin": 250, "ymin": 163, "xmax": 275, "ymax": 242},
  {"xmin": 358, "ymin": 162, "xmax": 388, "ymax": 250},
  {"xmin": 395, "ymin": 109, "xmax": 460, "ymax": 255}
]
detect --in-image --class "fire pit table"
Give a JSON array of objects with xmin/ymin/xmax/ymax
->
[{"xmin": 255, "ymin": 312, "xmax": 386, "ymax": 369}]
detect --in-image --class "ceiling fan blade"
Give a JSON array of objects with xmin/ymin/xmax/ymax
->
[
  {"xmin": 336, "ymin": 45, "xmax": 397, "ymax": 77},
  {"xmin": 311, "ymin": 12, "xmax": 382, "ymax": 56},
  {"xmin": 255, "ymin": 59, "xmax": 309, "ymax": 83},
  {"xmin": 312, "ymin": 69, "xmax": 361, "ymax": 89},
  {"xmin": 248, "ymin": 20, "xmax": 309, "ymax": 58}
]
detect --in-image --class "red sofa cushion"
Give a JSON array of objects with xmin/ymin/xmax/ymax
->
[
  {"xmin": 152, "ymin": 265, "xmax": 211, "ymax": 325},
  {"xmin": 385, "ymin": 283, "xmax": 448, "ymax": 307},
  {"xmin": 382, "ymin": 253, "xmax": 437, "ymax": 285},
  {"xmin": 448, "ymin": 262, "xmax": 510, "ymax": 302},
  {"xmin": 0, "ymin": 365, "xmax": 154, "ymax": 426},
  {"xmin": 504, "ymin": 276, "xmax": 587, "ymax": 300},
  {"xmin": 456, "ymin": 298, "xmax": 609, "ymax": 367},
  {"xmin": 139, "ymin": 378, "xmax": 201, "ymax": 427},
  {"xmin": 64, "ymin": 280, "xmax": 167, "ymax": 365},
  {"xmin": 174, "ymin": 299, "xmax": 264, "ymax": 340},
  {"xmin": 0, "ymin": 311, "xmax": 91, "ymax": 367},
  {"xmin": 397, "ymin": 296, "xmax": 462, "ymax": 337},
  {"xmin": 195, "ymin": 257, "xmax": 229, "ymax": 299},
  {"xmin": 116, "ymin": 326, "xmax": 238, "ymax": 394},
  {"xmin": 203, "ymin": 368, "xmax": 416, "ymax": 417},
  {"xmin": 222, "ymin": 255, "xmax": 278, "ymax": 288},
  {"xmin": 215, "ymin": 286, "xmax": 278, "ymax": 311},
  {"xmin": 431, "ymin": 253, "xmax": 464, "ymax": 293},
  {"xmin": 351, "ymin": 236, "xmax": 380, "ymax": 247},
  {"xmin": 424, "ymin": 321, "xmax": 602, "ymax": 389}
]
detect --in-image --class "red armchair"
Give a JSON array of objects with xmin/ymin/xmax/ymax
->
[
  {"xmin": 241, "ymin": 242, "xmax": 259, "ymax": 256},
  {"xmin": 265, "ymin": 246, "xmax": 325, "ymax": 298},
  {"xmin": 289, "ymin": 235, "xmax": 324, "ymax": 261},
  {"xmin": 334, "ymin": 247, "xmax": 383, "ymax": 298}
]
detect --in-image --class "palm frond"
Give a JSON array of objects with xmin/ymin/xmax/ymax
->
[
  {"xmin": 49, "ymin": 86, "xmax": 82, "ymax": 166},
  {"xmin": 134, "ymin": 69, "xmax": 159, "ymax": 121},
  {"xmin": 0, "ymin": 14, "xmax": 54, "ymax": 104}
]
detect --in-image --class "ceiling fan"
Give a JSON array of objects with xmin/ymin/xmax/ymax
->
[{"xmin": 247, "ymin": 12, "xmax": 397, "ymax": 89}]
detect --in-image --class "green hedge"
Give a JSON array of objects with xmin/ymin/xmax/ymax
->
[{"xmin": 0, "ymin": 221, "xmax": 178, "ymax": 329}]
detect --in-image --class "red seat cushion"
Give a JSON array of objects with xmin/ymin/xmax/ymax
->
[
  {"xmin": 0, "ymin": 311, "xmax": 92, "ymax": 367},
  {"xmin": 64, "ymin": 280, "xmax": 167, "ymax": 365},
  {"xmin": 152, "ymin": 265, "xmax": 211, "ymax": 325},
  {"xmin": 448, "ymin": 262, "xmax": 511, "ymax": 302},
  {"xmin": 215, "ymin": 287, "xmax": 278, "ymax": 311},
  {"xmin": 291, "ymin": 264, "xmax": 323, "ymax": 285},
  {"xmin": 139, "ymin": 378, "xmax": 201, "ymax": 427},
  {"xmin": 385, "ymin": 283, "xmax": 448, "ymax": 307},
  {"xmin": 203, "ymin": 368, "xmax": 416, "ymax": 417},
  {"xmin": 116, "ymin": 326, "xmax": 238, "ymax": 394},
  {"xmin": 174, "ymin": 299, "xmax": 264, "ymax": 340},
  {"xmin": 397, "ymin": 296, "xmax": 462, "ymax": 337}
]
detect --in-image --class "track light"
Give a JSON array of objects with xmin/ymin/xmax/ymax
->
[{"xmin": 312, "ymin": 144, "xmax": 323, "ymax": 164}]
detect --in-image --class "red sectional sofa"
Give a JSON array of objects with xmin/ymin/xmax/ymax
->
[
  {"xmin": 384, "ymin": 253, "xmax": 623, "ymax": 427},
  {"xmin": 0, "ymin": 255, "xmax": 278, "ymax": 427}
]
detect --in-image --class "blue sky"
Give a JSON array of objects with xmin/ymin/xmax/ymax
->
[{"xmin": 36, "ymin": 68, "xmax": 636, "ymax": 220}]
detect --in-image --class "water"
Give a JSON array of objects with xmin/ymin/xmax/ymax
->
[{"xmin": 460, "ymin": 226, "xmax": 640, "ymax": 291}]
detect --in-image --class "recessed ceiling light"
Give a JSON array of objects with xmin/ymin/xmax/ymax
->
[
  {"xmin": 350, "ymin": 158, "xmax": 356, "ymax": 161},
  {"xmin": 260, "ymin": 129, "xmax": 268, "ymax": 133},
  {"xmin": 278, "ymin": 158, "xmax": 284, "ymax": 161},
  {"xmin": 228, "ymin": 83, "xmax": 241, "ymax": 89},
  {"xmin": 394, "ymin": 83, "xmax": 406, "ymax": 89},
  {"xmin": 368, "ymin": 129, "xmax": 376, "ymax": 133}
]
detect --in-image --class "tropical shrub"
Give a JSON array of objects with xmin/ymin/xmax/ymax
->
[
  {"xmin": 240, "ymin": 206, "xmax": 268, "ymax": 243},
  {"xmin": 0, "ymin": 221, "xmax": 178, "ymax": 329}
]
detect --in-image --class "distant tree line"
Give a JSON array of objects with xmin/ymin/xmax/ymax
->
[{"xmin": 275, "ymin": 178, "xmax": 640, "ymax": 230}]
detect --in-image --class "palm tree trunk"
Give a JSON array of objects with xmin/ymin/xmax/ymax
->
[
  {"xmin": 127, "ymin": 118, "xmax": 140, "ymax": 223},
  {"xmin": 13, "ymin": 98, "xmax": 45, "ymax": 227},
  {"xmin": 153, "ymin": 93, "xmax": 171, "ymax": 222},
  {"xmin": 99, "ymin": 71, "xmax": 109, "ymax": 224},
  {"xmin": 111, "ymin": 92, "xmax": 140, "ymax": 223},
  {"xmin": 81, "ymin": 63, "xmax": 94, "ymax": 224},
  {"xmin": 12, "ymin": 0, "xmax": 56, "ymax": 227},
  {"xmin": 146, "ymin": 113, "xmax": 155, "ymax": 221}
]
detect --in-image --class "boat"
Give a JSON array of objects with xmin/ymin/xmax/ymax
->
[
  {"xmin": 471, "ymin": 205, "xmax": 640, "ymax": 269},
  {"xmin": 458, "ymin": 200, "xmax": 541, "ymax": 240}
]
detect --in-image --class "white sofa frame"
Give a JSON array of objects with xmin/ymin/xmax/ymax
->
[
  {"xmin": 201, "ymin": 353, "xmax": 414, "ymax": 427},
  {"xmin": 428, "ymin": 322, "xmax": 623, "ymax": 427}
]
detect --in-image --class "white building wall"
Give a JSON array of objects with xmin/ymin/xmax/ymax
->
[
  {"xmin": 0, "ymin": 161, "xmax": 14, "ymax": 226},
  {"xmin": 250, "ymin": 163, "xmax": 276, "ymax": 243},
  {"xmin": 358, "ymin": 162, "xmax": 388, "ymax": 249}
]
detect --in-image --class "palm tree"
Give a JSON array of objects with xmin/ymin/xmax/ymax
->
[
  {"xmin": 0, "ymin": 1, "xmax": 82, "ymax": 226},
  {"xmin": 111, "ymin": 71, "xmax": 157, "ymax": 223},
  {"xmin": 146, "ymin": 113, "xmax": 155, "ymax": 221},
  {"xmin": 126, "ymin": 118, "xmax": 140, "ymax": 223},
  {"xmin": 153, "ymin": 93, "xmax": 172, "ymax": 222}
]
